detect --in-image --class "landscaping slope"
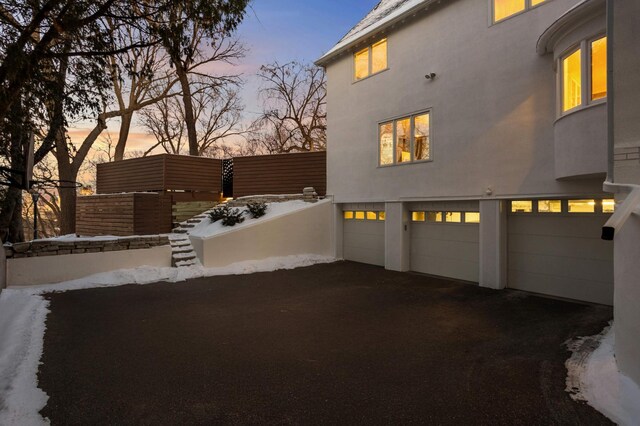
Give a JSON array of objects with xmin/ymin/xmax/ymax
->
[{"xmin": 189, "ymin": 199, "xmax": 333, "ymax": 268}]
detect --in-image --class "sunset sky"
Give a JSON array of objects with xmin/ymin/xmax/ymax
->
[{"xmin": 75, "ymin": 0, "xmax": 380, "ymax": 156}]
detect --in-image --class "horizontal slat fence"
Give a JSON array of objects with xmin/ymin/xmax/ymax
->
[
  {"xmin": 77, "ymin": 193, "xmax": 172, "ymax": 236},
  {"xmin": 97, "ymin": 154, "xmax": 222, "ymax": 194},
  {"xmin": 232, "ymin": 152, "xmax": 326, "ymax": 198}
]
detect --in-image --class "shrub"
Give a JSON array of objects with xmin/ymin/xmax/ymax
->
[
  {"xmin": 246, "ymin": 201, "xmax": 268, "ymax": 219},
  {"xmin": 208, "ymin": 205, "xmax": 230, "ymax": 223},
  {"xmin": 221, "ymin": 208, "xmax": 245, "ymax": 227}
]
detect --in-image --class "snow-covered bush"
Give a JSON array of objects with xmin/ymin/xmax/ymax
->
[
  {"xmin": 246, "ymin": 201, "xmax": 268, "ymax": 219},
  {"xmin": 221, "ymin": 208, "xmax": 245, "ymax": 227},
  {"xmin": 209, "ymin": 205, "xmax": 230, "ymax": 223}
]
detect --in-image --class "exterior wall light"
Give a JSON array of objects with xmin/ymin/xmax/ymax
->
[{"xmin": 425, "ymin": 73, "xmax": 437, "ymax": 80}]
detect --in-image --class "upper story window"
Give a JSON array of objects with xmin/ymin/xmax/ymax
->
[
  {"xmin": 493, "ymin": 0, "xmax": 547, "ymax": 23},
  {"xmin": 561, "ymin": 35, "xmax": 607, "ymax": 113},
  {"xmin": 379, "ymin": 111, "xmax": 431, "ymax": 166},
  {"xmin": 354, "ymin": 39, "xmax": 387, "ymax": 81}
]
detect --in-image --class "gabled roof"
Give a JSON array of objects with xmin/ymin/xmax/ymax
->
[{"xmin": 316, "ymin": 0, "xmax": 433, "ymax": 66}]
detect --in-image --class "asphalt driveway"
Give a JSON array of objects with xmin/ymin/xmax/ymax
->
[{"xmin": 38, "ymin": 261, "xmax": 613, "ymax": 425}]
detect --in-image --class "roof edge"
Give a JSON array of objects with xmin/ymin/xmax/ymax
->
[
  {"xmin": 536, "ymin": 0, "xmax": 606, "ymax": 55},
  {"xmin": 315, "ymin": 0, "xmax": 437, "ymax": 67}
]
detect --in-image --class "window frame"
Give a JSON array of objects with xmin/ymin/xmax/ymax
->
[
  {"xmin": 378, "ymin": 109, "xmax": 433, "ymax": 167},
  {"xmin": 490, "ymin": 0, "xmax": 550, "ymax": 25},
  {"xmin": 353, "ymin": 38, "xmax": 388, "ymax": 82},
  {"xmin": 558, "ymin": 34, "xmax": 607, "ymax": 117}
]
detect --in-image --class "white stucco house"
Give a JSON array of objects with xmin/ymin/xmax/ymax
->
[{"xmin": 317, "ymin": 0, "xmax": 640, "ymax": 386}]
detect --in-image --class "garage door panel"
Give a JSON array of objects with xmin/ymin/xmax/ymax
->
[
  {"xmin": 508, "ymin": 234, "xmax": 612, "ymax": 261},
  {"xmin": 508, "ymin": 213, "xmax": 613, "ymax": 305},
  {"xmin": 509, "ymin": 216, "xmax": 608, "ymax": 238},
  {"xmin": 411, "ymin": 254, "xmax": 479, "ymax": 282},
  {"xmin": 412, "ymin": 238, "xmax": 479, "ymax": 261},
  {"xmin": 343, "ymin": 219, "xmax": 385, "ymax": 267},
  {"xmin": 509, "ymin": 269, "xmax": 613, "ymax": 305},
  {"xmin": 508, "ymin": 253, "xmax": 613, "ymax": 284},
  {"xmin": 412, "ymin": 224, "xmax": 478, "ymax": 242}
]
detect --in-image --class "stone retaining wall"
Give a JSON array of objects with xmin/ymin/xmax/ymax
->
[
  {"xmin": 227, "ymin": 188, "xmax": 319, "ymax": 207},
  {"xmin": 4, "ymin": 236, "xmax": 169, "ymax": 259}
]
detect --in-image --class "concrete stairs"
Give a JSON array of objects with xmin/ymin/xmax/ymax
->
[{"xmin": 169, "ymin": 235, "xmax": 199, "ymax": 267}]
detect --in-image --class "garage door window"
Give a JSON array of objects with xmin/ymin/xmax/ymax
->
[
  {"xmin": 568, "ymin": 199, "xmax": 596, "ymax": 213},
  {"xmin": 412, "ymin": 212, "xmax": 426, "ymax": 222},
  {"xmin": 427, "ymin": 212, "xmax": 442, "ymax": 222},
  {"xmin": 445, "ymin": 212, "xmax": 462, "ymax": 223},
  {"xmin": 344, "ymin": 211, "xmax": 384, "ymax": 220},
  {"xmin": 538, "ymin": 200, "xmax": 562, "ymax": 213},
  {"xmin": 379, "ymin": 212, "xmax": 386, "ymax": 221},
  {"xmin": 344, "ymin": 211, "xmax": 354, "ymax": 219},
  {"xmin": 465, "ymin": 212, "xmax": 481, "ymax": 223},
  {"xmin": 602, "ymin": 199, "xmax": 615, "ymax": 213},
  {"xmin": 511, "ymin": 201, "xmax": 533, "ymax": 213}
]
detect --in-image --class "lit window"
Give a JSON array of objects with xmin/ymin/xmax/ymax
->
[
  {"xmin": 465, "ymin": 212, "xmax": 481, "ymax": 223},
  {"xmin": 354, "ymin": 39, "xmax": 387, "ymax": 81},
  {"xmin": 366, "ymin": 211, "xmax": 377, "ymax": 220},
  {"xmin": 378, "ymin": 211, "xmax": 386, "ymax": 221},
  {"xmin": 591, "ymin": 37, "xmax": 607, "ymax": 101},
  {"xmin": 371, "ymin": 39, "xmax": 388, "ymax": 74},
  {"xmin": 379, "ymin": 112, "xmax": 432, "ymax": 166},
  {"xmin": 379, "ymin": 122, "xmax": 394, "ymax": 166},
  {"xmin": 354, "ymin": 48, "xmax": 369, "ymax": 80},
  {"xmin": 493, "ymin": 0, "xmax": 546, "ymax": 23},
  {"xmin": 414, "ymin": 114, "xmax": 430, "ymax": 161},
  {"xmin": 602, "ymin": 199, "xmax": 615, "ymax": 213},
  {"xmin": 412, "ymin": 212, "xmax": 426, "ymax": 222},
  {"xmin": 445, "ymin": 212, "xmax": 462, "ymax": 223},
  {"xmin": 344, "ymin": 211, "xmax": 354, "ymax": 219},
  {"xmin": 397, "ymin": 118, "xmax": 411, "ymax": 163},
  {"xmin": 568, "ymin": 200, "xmax": 596, "ymax": 213},
  {"xmin": 538, "ymin": 200, "xmax": 562, "ymax": 213},
  {"xmin": 355, "ymin": 211, "xmax": 365, "ymax": 220},
  {"xmin": 563, "ymin": 49, "xmax": 582, "ymax": 112},
  {"xmin": 494, "ymin": 0, "xmax": 525, "ymax": 22},
  {"xmin": 427, "ymin": 212, "xmax": 443, "ymax": 222},
  {"xmin": 511, "ymin": 201, "xmax": 533, "ymax": 213}
]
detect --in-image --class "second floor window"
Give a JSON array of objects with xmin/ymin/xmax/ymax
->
[
  {"xmin": 561, "ymin": 36, "xmax": 607, "ymax": 113},
  {"xmin": 354, "ymin": 39, "xmax": 387, "ymax": 80},
  {"xmin": 379, "ymin": 112, "xmax": 431, "ymax": 166},
  {"xmin": 493, "ymin": 0, "xmax": 547, "ymax": 23}
]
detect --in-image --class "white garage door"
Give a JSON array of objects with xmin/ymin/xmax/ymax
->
[
  {"xmin": 508, "ymin": 199, "xmax": 614, "ymax": 305},
  {"xmin": 410, "ymin": 211, "xmax": 480, "ymax": 282},
  {"xmin": 343, "ymin": 209, "xmax": 385, "ymax": 266}
]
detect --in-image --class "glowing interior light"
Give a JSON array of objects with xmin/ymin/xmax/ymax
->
[
  {"xmin": 344, "ymin": 211, "xmax": 354, "ymax": 219},
  {"xmin": 412, "ymin": 212, "xmax": 426, "ymax": 222},
  {"xmin": 366, "ymin": 211, "xmax": 377, "ymax": 220},
  {"xmin": 602, "ymin": 199, "xmax": 615, "ymax": 213},
  {"xmin": 355, "ymin": 211, "xmax": 365, "ymax": 220},
  {"xmin": 511, "ymin": 201, "xmax": 533, "ymax": 213},
  {"xmin": 563, "ymin": 49, "xmax": 582, "ymax": 112},
  {"xmin": 538, "ymin": 200, "xmax": 562, "ymax": 213},
  {"xmin": 371, "ymin": 39, "xmax": 387, "ymax": 74},
  {"xmin": 465, "ymin": 212, "xmax": 481, "ymax": 223},
  {"xmin": 591, "ymin": 37, "xmax": 607, "ymax": 101},
  {"xmin": 494, "ymin": 0, "xmax": 525, "ymax": 22},
  {"xmin": 568, "ymin": 200, "xmax": 595, "ymax": 213},
  {"xmin": 427, "ymin": 212, "xmax": 443, "ymax": 222}
]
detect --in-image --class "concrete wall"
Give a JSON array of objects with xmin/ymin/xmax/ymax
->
[
  {"xmin": 190, "ymin": 200, "xmax": 333, "ymax": 268},
  {"xmin": 6, "ymin": 245, "xmax": 171, "ymax": 287},
  {"xmin": 0, "ymin": 238, "xmax": 5, "ymax": 290},
  {"xmin": 612, "ymin": 0, "xmax": 640, "ymax": 387},
  {"xmin": 325, "ymin": 0, "xmax": 608, "ymax": 203}
]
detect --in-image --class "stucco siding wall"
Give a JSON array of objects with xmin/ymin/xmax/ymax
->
[
  {"xmin": 325, "ymin": 0, "xmax": 606, "ymax": 203},
  {"xmin": 6, "ymin": 245, "xmax": 172, "ymax": 287}
]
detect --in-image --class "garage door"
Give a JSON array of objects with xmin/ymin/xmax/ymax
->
[
  {"xmin": 410, "ymin": 211, "xmax": 480, "ymax": 282},
  {"xmin": 508, "ymin": 199, "xmax": 614, "ymax": 305},
  {"xmin": 343, "ymin": 209, "xmax": 385, "ymax": 266}
]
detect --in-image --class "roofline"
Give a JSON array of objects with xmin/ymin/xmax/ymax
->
[
  {"xmin": 536, "ymin": 0, "xmax": 605, "ymax": 55},
  {"xmin": 315, "ymin": 0, "xmax": 440, "ymax": 67}
]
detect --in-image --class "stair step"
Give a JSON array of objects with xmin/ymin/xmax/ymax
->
[
  {"xmin": 173, "ymin": 229, "xmax": 189, "ymax": 234},
  {"xmin": 180, "ymin": 224, "xmax": 195, "ymax": 229},
  {"xmin": 170, "ymin": 239, "xmax": 190, "ymax": 246},
  {"xmin": 172, "ymin": 248, "xmax": 193, "ymax": 255},
  {"xmin": 173, "ymin": 252, "xmax": 196, "ymax": 260},
  {"xmin": 187, "ymin": 219, "xmax": 201, "ymax": 224},
  {"xmin": 175, "ymin": 260, "xmax": 198, "ymax": 267}
]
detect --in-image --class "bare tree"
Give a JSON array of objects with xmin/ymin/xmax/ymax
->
[
  {"xmin": 140, "ymin": 80, "xmax": 244, "ymax": 157},
  {"xmin": 251, "ymin": 61, "xmax": 327, "ymax": 154}
]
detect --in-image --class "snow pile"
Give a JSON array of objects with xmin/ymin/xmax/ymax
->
[
  {"xmin": 189, "ymin": 200, "xmax": 327, "ymax": 239},
  {"xmin": 566, "ymin": 324, "xmax": 640, "ymax": 425},
  {"xmin": 0, "ymin": 253, "xmax": 336, "ymax": 425},
  {"xmin": 0, "ymin": 291, "xmax": 49, "ymax": 426}
]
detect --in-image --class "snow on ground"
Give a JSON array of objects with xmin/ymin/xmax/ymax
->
[
  {"xmin": 0, "ymin": 253, "xmax": 336, "ymax": 425},
  {"xmin": 189, "ymin": 200, "xmax": 328, "ymax": 239},
  {"xmin": 566, "ymin": 324, "xmax": 640, "ymax": 425}
]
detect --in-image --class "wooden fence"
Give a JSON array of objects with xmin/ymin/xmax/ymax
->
[
  {"xmin": 97, "ymin": 154, "xmax": 222, "ymax": 196},
  {"xmin": 232, "ymin": 151, "xmax": 326, "ymax": 198},
  {"xmin": 76, "ymin": 193, "xmax": 172, "ymax": 236}
]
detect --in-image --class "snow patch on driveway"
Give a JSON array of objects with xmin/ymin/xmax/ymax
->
[
  {"xmin": 566, "ymin": 323, "xmax": 640, "ymax": 425},
  {"xmin": 0, "ymin": 254, "xmax": 336, "ymax": 425}
]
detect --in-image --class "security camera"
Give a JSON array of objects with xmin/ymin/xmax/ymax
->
[{"xmin": 425, "ymin": 73, "xmax": 437, "ymax": 80}]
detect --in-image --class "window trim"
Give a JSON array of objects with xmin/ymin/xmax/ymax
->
[
  {"xmin": 490, "ymin": 0, "xmax": 551, "ymax": 25},
  {"xmin": 378, "ymin": 109, "xmax": 433, "ymax": 168},
  {"xmin": 353, "ymin": 38, "xmax": 388, "ymax": 82},
  {"xmin": 558, "ymin": 33, "xmax": 607, "ymax": 117}
]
